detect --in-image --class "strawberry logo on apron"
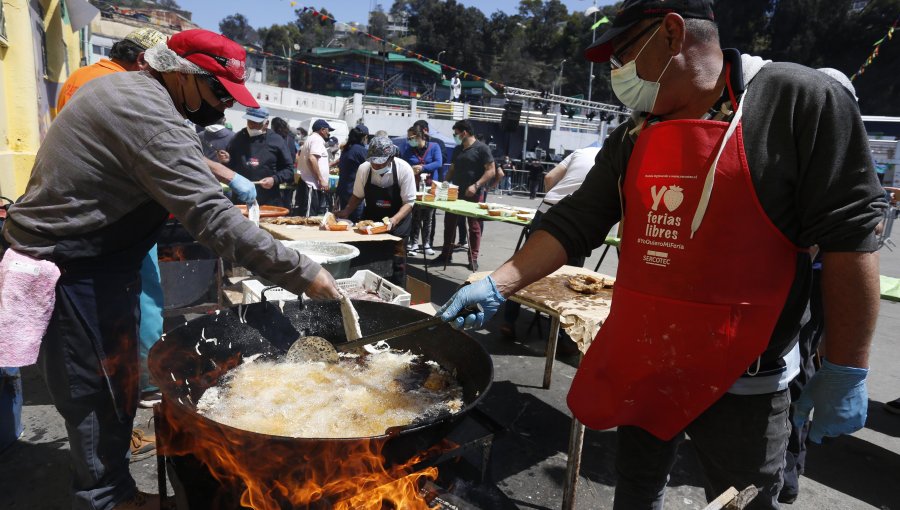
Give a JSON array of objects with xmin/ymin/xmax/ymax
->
[{"xmin": 567, "ymin": 77, "xmax": 801, "ymax": 440}]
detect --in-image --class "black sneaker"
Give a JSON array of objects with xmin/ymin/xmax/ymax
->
[{"xmin": 885, "ymin": 398, "xmax": 900, "ymax": 415}]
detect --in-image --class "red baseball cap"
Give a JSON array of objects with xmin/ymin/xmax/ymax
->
[{"xmin": 167, "ymin": 29, "xmax": 259, "ymax": 108}]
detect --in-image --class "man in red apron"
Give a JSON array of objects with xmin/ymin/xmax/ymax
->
[{"xmin": 438, "ymin": 1, "xmax": 885, "ymax": 508}]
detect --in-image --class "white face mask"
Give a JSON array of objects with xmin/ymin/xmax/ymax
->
[
  {"xmin": 248, "ymin": 128, "xmax": 265, "ymax": 137},
  {"xmin": 610, "ymin": 25, "xmax": 673, "ymax": 113},
  {"xmin": 374, "ymin": 165, "xmax": 391, "ymax": 176}
]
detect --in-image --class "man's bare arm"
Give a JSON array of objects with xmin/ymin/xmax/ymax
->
[
  {"xmin": 819, "ymin": 251, "xmax": 880, "ymax": 368},
  {"xmin": 544, "ymin": 163, "xmax": 567, "ymax": 191},
  {"xmin": 491, "ymin": 230, "xmax": 568, "ymax": 298},
  {"xmin": 475, "ymin": 162, "xmax": 496, "ymax": 188}
]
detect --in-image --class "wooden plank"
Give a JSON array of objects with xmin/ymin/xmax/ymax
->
[
  {"xmin": 261, "ymin": 223, "xmax": 401, "ymax": 243},
  {"xmin": 702, "ymin": 487, "xmax": 740, "ymax": 510}
]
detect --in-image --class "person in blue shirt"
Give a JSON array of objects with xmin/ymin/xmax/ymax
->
[
  {"xmin": 402, "ymin": 124, "xmax": 443, "ymax": 255},
  {"xmin": 336, "ymin": 125, "xmax": 370, "ymax": 221}
]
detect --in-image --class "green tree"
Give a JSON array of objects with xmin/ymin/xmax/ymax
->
[
  {"xmin": 293, "ymin": 6, "xmax": 337, "ymax": 51},
  {"xmin": 369, "ymin": 4, "xmax": 390, "ymax": 41},
  {"xmin": 219, "ymin": 14, "xmax": 257, "ymax": 45}
]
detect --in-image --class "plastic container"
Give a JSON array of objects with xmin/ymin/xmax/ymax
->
[
  {"xmin": 336, "ymin": 270, "xmax": 411, "ymax": 307},
  {"xmin": 240, "ymin": 270, "xmax": 411, "ymax": 307},
  {"xmin": 1, "ymin": 367, "xmax": 23, "ymax": 453},
  {"xmin": 280, "ymin": 241, "xmax": 360, "ymax": 279},
  {"xmin": 242, "ymin": 279, "xmax": 298, "ymax": 303}
]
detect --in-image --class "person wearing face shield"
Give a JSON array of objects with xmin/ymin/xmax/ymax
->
[
  {"xmin": 336, "ymin": 136, "xmax": 416, "ymax": 286},
  {"xmin": 0, "ymin": 29, "xmax": 341, "ymax": 510},
  {"xmin": 435, "ymin": 1, "xmax": 885, "ymax": 508}
]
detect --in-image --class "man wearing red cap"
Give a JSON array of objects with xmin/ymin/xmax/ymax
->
[
  {"xmin": 1, "ymin": 30, "xmax": 341, "ymax": 510},
  {"xmin": 437, "ymin": 1, "xmax": 885, "ymax": 508}
]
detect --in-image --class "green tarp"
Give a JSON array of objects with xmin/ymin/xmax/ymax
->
[{"xmin": 881, "ymin": 275, "xmax": 900, "ymax": 302}]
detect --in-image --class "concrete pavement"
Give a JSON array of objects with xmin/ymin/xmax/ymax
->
[{"xmin": 1, "ymin": 192, "xmax": 897, "ymax": 510}]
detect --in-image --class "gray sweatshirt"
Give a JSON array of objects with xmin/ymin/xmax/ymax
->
[{"xmin": 2, "ymin": 71, "xmax": 321, "ymax": 293}]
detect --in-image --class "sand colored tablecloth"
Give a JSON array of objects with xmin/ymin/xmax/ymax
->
[{"xmin": 468, "ymin": 265, "xmax": 614, "ymax": 353}]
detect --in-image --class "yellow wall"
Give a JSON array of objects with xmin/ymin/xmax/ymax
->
[{"xmin": 0, "ymin": 0, "xmax": 82, "ymax": 200}]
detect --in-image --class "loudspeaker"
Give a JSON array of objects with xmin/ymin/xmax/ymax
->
[{"xmin": 500, "ymin": 101, "xmax": 523, "ymax": 132}]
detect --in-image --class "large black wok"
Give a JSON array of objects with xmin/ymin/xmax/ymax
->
[{"xmin": 149, "ymin": 299, "xmax": 493, "ymax": 508}]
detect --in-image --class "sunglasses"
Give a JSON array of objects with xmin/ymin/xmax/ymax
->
[
  {"xmin": 202, "ymin": 74, "xmax": 234, "ymax": 104},
  {"xmin": 609, "ymin": 19, "xmax": 663, "ymax": 70}
]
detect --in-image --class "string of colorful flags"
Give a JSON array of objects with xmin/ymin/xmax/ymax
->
[
  {"xmin": 851, "ymin": 14, "xmax": 898, "ymax": 81},
  {"xmin": 298, "ymin": 6, "xmax": 506, "ymax": 90},
  {"xmin": 245, "ymin": 46, "xmax": 385, "ymax": 84}
]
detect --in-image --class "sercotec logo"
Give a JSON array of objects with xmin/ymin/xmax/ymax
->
[{"xmin": 642, "ymin": 250, "xmax": 670, "ymax": 267}]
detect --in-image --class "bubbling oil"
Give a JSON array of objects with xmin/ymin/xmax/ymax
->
[{"xmin": 196, "ymin": 350, "xmax": 464, "ymax": 438}]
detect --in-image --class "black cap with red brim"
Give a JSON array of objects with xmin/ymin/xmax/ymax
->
[{"xmin": 584, "ymin": 0, "xmax": 715, "ymax": 63}]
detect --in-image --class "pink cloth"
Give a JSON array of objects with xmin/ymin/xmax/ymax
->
[{"xmin": 0, "ymin": 248, "xmax": 60, "ymax": 367}]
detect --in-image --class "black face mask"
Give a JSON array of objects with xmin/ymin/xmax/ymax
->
[{"xmin": 183, "ymin": 78, "xmax": 224, "ymax": 127}]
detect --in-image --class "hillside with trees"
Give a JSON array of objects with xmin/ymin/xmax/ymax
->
[{"xmin": 213, "ymin": 0, "xmax": 897, "ymax": 115}]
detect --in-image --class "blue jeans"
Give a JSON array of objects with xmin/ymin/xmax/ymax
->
[{"xmin": 613, "ymin": 390, "xmax": 790, "ymax": 510}]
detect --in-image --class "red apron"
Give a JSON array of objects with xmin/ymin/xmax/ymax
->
[{"xmin": 567, "ymin": 81, "xmax": 800, "ymax": 440}]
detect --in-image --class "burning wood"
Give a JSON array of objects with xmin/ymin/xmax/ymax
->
[{"xmin": 157, "ymin": 398, "xmax": 446, "ymax": 509}]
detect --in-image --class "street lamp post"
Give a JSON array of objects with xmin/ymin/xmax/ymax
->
[
  {"xmin": 585, "ymin": 4, "xmax": 600, "ymax": 103},
  {"xmin": 283, "ymin": 43, "xmax": 300, "ymax": 91},
  {"xmin": 435, "ymin": 50, "xmax": 447, "ymax": 99},
  {"xmin": 557, "ymin": 58, "xmax": 567, "ymax": 98}
]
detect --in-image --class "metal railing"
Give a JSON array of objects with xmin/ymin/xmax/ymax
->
[{"xmin": 356, "ymin": 95, "xmax": 600, "ymax": 133}]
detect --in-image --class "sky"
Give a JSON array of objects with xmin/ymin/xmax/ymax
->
[{"xmin": 177, "ymin": 0, "xmax": 618, "ymax": 32}]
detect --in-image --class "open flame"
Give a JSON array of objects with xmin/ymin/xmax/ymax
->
[
  {"xmin": 157, "ymin": 392, "xmax": 444, "ymax": 509},
  {"xmin": 158, "ymin": 245, "xmax": 187, "ymax": 262}
]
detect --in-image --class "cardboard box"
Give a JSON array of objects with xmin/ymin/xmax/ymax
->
[{"xmin": 406, "ymin": 276, "xmax": 431, "ymax": 306}]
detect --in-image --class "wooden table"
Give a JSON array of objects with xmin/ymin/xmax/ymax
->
[
  {"xmin": 469, "ymin": 265, "xmax": 615, "ymax": 510},
  {"xmin": 260, "ymin": 223, "xmax": 400, "ymax": 243},
  {"xmin": 414, "ymin": 198, "xmax": 532, "ymax": 226},
  {"xmin": 261, "ymin": 223, "xmax": 402, "ymax": 279},
  {"xmin": 415, "ymin": 199, "xmax": 533, "ymax": 275},
  {"xmin": 467, "ymin": 265, "xmax": 612, "ymax": 388}
]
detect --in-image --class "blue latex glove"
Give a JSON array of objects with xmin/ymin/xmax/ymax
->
[
  {"xmin": 792, "ymin": 359, "xmax": 868, "ymax": 444},
  {"xmin": 229, "ymin": 173, "xmax": 257, "ymax": 205},
  {"xmin": 438, "ymin": 276, "xmax": 505, "ymax": 330}
]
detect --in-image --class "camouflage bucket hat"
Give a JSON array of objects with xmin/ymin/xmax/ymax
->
[
  {"xmin": 367, "ymin": 136, "xmax": 397, "ymax": 165},
  {"xmin": 124, "ymin": 28, "xmax": 167, "ymax": 50}
]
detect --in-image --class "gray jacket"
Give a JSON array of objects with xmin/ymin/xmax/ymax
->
[{"xmin": 3, "ymin": 71, "xmax": 321, "ymax": 293}]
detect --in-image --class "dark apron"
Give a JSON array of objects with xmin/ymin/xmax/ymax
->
[
  {"xmin": 238, "ymin": 134, "xmax": 286, "ymax": 208},
  {"xmin": 362, "ymin": 161, "xmax": 412, "ymax": 238},
  {"xmin": 8, "ymin": 200, "xmax": 169, "ymax": 420}
]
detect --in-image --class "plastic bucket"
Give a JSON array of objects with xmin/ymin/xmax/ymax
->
[{"xmin": 280, "ymin": 241, "xmax": 360, "ymax": 279}]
